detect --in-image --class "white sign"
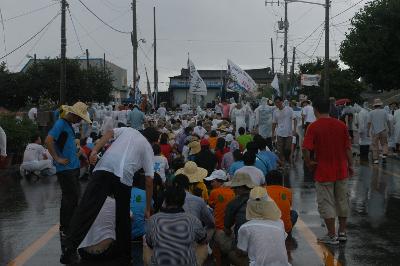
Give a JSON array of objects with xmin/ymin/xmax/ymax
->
[
  {"xmin": 301, "ymin": 74, "xmax": 321, "ymax": 87},
  {"xmin": 227, "ymin": 59, "xmax": 257, "ymax": 94},
  {"xmin": 188, "ymin": 59, "xmax": 207, "ymax": 96}
]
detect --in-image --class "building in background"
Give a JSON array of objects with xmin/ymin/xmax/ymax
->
[
  {"xmin": 168, "ymin": 67, "xmax": 273, "ymax": 108},
  {"xmin": 21, "ymin": 58, "xmax": 128, "ymax": 102}
]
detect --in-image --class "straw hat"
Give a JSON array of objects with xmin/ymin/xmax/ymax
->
[
  {"xmin": 175, "ymin": 161, "xmax": 208, "ymax": 183},
  {"xmin": 188, "ymin": 141, "xmax": 201, "ymax": 155},
  {"xmin": 225, "ymin": 172, "xmax": 255, "ymax": 189},
  {"xmin": 373, "ymin": 98, "xmax": 383, "ymax": 107},
  {"xmin": 64, "ymin": 102, "xmax": 91, "ymax": 123},
  {"xmin": 246, "ymin": 186, "xmax": 281, "ymax": 221}
]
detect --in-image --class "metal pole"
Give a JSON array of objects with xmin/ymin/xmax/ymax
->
[
  {"xmin": 270, "ymin": 37, "xmax": 275, "ymax": 74},
  {"xmin": 153, "ymin": 7, "xmax": 158, "ymax": 108},
  {"xmin": 60, "ymin": 0, "xmax": 67, "ymax": 104},
  {"xmin": 283, "ymin": 0, "xmax": 288, "ymax": 99},
  {"xmin": 86, "ymin": 49, "xmax": 89, "ymax": 70},
  {"xmin": 131, "ymin": 0, "xmax": 138, "ymax": 93},
  {"xmin": 290, "ymin": 47, "xmax": 296, "ymax": 94},
  {"xmin": 103, "ymin": 53, "xmax": 106, "ymax": 73},
  {"xmin": 324, "ymin": 0, "xmax": 330, "ymax": 98}
]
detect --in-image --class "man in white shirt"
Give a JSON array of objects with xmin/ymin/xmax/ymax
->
[
  {"xmin": 28, "ymin": 107, "xmax": 38, "ymax": 121},
  {"xmin": 193, "ymin": 121, "xmax": 207, "ymax": 139},
  {"xmin": 254, "ymin": 97, "xmax": 274, "ymax": 150},
  {"xmin": 20, "ymin": 134, "xmax": 56, "ymax": 178},
  {"xmin": 301, "ymin": 100, "xmax": 316, "ymax": 131},
  {"xmin": 368, "ymin": 98, "xmax": 390, "ymax": 164},
  {"xmin": 61, "ymin": 127, "xmax": 158, "ymax": 265},
  {"xmin": 157, "ymin": 104, "xmax": 167, "ymax": 118},
  {"xmin": 272, "ymin": 97, "xmax": 297, "ymax": 164},
  {"xmin": 236, "ymin": 187, "xmax": 289, "ymax": 266},
  {"xmin": 234, "ymin": 152, "xmax": 265, "ymax": 185}
]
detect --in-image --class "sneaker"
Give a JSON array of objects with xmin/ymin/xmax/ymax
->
[
  {"xmin": 338, "ymin": 232, "xmax": 347, "ymax": 242},
  {"xmin": 317, "ymin": 234, "xmax": 339, "ymax": 245},
  {"xmin": 373, "ymin": 160, "xmax": 379, "ymax": 164}
]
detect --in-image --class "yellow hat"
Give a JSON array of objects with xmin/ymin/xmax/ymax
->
[
  {"xmin": 225, "ymin": 172, "xmax": 256, "ymax": 189},
  {"xmin": 65, "ymin": 102, "xmax": 91, "ymax": 123},
  {"xmin": 175, "ymin": 161, "xmax": 208, "ymax": 183}
]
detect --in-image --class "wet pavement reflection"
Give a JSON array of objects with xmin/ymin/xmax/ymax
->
[{"xmin": 1, "ymin": 158, "xmax": 400, "ymax": 265}]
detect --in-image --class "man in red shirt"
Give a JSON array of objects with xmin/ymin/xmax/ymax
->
[{"xmin": 303, "ymin": 97, "xmax": 353, "ymax": 245}]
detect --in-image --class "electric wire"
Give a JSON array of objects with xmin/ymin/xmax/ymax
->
[
  {"xmin": 76, "ymin": 0, "xmax": 131, "ymax": 34},
  {"xmin": 67, "ymin": 7, "xmax": 84, "ymax": 54},
  {"xmin": 0, "ymin": 13, "xmax": 60, "ymax": 60},
  {"xmin": 4, "ymin": 2, "xmax": 59, "ymax": 22}
]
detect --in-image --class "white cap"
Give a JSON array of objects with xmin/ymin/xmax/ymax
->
[
  {"xmin": 225, "ymin": 134, "xmax": 234, "ymax": 142},
  {"xmin": 205, "ymin": 170, "xmax": 228, "ymax": 181}
]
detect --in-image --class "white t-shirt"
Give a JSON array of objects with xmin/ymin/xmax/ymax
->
[
  {"xmin": 234, "ymin": 166, "xmax": 265, "ymax": 185},
  {"xmin": 79, "ymin": 197, "xmax": 116, "ymax": 249},
  {"xmin": 94, "ymin": 127, "xmax": 154, "ymax": 186},
  {"xmin": 154, "ymin": 155, "xmax": 169, "ymax": 182},
  {"xmin": 28, "ymin": 108, "xmax": 38, "ymax": 121},
  {"xmin": 193, "ymin": 126, "xmax": 207, "ymax": 138},
  {"xmin": 368, "ymin": 109, "xmax": 389, "ymax": 135},
  {"xmin": 117, "ymin": 110, "xmax": 128, "ymax": 125},
  {"xmin": 273, "ymin": 106, "xmax": 295, "ymax": 137},
  {"xmin": 302, "ymin": 105, "xmax": 316, "ymax": 123},
  {"xmin": 157, "ymin": 107, "xmax": 167, "ymax": 117},
  {"xmin": 237, "ymin": 219, "xmax": 289, "ymax": 266},
  {"xmin": 23, "ymin": 143, "xmax": 46, "ymax": 162}
]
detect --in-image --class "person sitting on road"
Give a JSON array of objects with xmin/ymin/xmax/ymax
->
[
  {"xmin": 20, "ymin": 133, "xmax": 56, "ymax": 178},
  {"xmin": 236, "ymin": 187, "xmax": 289, "ymax": 266},
  {"xmin": 266, "ymin": 170, "xmax": 298, "ymax": 236},
  {"xmin": 234, "ymin": 151, "xmax": 265, "ymax": 186}
]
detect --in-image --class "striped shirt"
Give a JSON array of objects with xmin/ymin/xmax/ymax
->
[{"xmin": 146, "ymin": 209, "xmax": 206, "ymax": 266}]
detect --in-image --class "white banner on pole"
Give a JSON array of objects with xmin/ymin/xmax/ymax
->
[
  {"xmin": 188, "ymin": 59, "xmax": 207, "ymax": 96},
  {"xmin": 301, "ymin": 74, "xmax": 321, "ymax": 87},
  {"xmin": 227, "ymin": 59, "xmax": 257, "ymax": 94},
  {"xmin": 271, "ymin": 74, "xmax": 280, "ymax": 96}
]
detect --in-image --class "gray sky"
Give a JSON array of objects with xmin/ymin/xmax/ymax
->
[{"xmin": 1, "ymin": 0, "xmax": 367, "ymax": 92}]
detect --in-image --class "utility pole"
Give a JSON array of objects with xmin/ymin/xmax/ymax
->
[
  {"xmin": 103, "ymin": 53, "xmax": 106, "ymax": 73},
  {"xmin": 270, "ymin": 38, "xmax": 275, "ymax": 74},
  {"xmin": 153, "ymin": 6, "xmax": 158, "ymax": 108},
  {"xmin": 324, "ymin": 0, "xmax": 330, "ymax": 98},
  {"xmin": 290, "ymin": 47, "xmax": 296, "ymax": 93},
  {"xmin": 283, "ymin": 0, "xmax": 288, "ymax": 99},
  {"xmin": 131, "ymin": 0, "xmax": 138, "ymax": 93},
  {"xmin": 60, "ymin": 0, "xmax": 67, "ymax": 104},
  {"xmin": 86, "ymin": 49, "xmax": 89, "ymax": 70}
]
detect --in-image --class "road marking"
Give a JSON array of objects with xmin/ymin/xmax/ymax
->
[
  {"xmin": 7, "ymin": 224, "xmax": 59, "ymax": 266},
  {"xmin": 297, "ymin": 218, "xmax": 342, "ymax": 266}
]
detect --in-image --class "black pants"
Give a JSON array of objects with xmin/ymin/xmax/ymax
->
[
  {"xmin": 360, "ymin": 145, "xmax": 370, "ymax": 161},
  {"xmin": 58, "ymin": 169, "xmax": 80, "ymax": 233},
  {"xmin": 65, "ymin": 170, "xmax": 132, "ymax": 261}
]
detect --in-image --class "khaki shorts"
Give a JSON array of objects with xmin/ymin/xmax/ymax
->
[
  {"xmin": 316, "ymin": 179, "xmax": 349, "ymax": 219},
  {"xmin": 276, "ymin": 136, "xmax": 292, "ymax": 156}
]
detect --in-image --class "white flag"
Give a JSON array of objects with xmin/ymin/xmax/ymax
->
[
  {"xmin": 301, "ymin": 74, "xmax": 321, "ymax": 87},
  {"xmin": 188, "ymin": 59, "xmax": 207, "ymax": 96},
  {"xmin": 271, "ymin": 74, "xmax": 280, "ymax": 96},
  {"xmin": 227, "ymin": 59, "xmax": 257, "ymax": 94}
]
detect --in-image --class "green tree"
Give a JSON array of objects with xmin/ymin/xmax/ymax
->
[
  {"xmin": 298, "ymin": 58, "xmax": 366, "ymax": 102},
  {"xmin": 340, "ymin": 0, "xmax": 400, "ymax": 91}
]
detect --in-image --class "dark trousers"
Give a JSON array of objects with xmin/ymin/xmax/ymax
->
[
  {"xmin": 58, "ymin": 169, "xmax": 80, "ymax": 233},
  {"xmin": 65, "ymin": 170, "xmax": 132, "ymax": 261},
  {"xmin": 360, "ymin": 145, "xmax": 370, "ymax": 161}
]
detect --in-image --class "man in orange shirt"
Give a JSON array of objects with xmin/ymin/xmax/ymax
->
[
  {"xmin": 266, "ymin": 170, "xmax": 298, "ymax": 236},
  {"xmin": 205, "ymin": 170, "xmax": 235, "ymax": 266}
]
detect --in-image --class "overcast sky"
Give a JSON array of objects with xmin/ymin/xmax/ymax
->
[{"xmin": 1, "ymin": 0, "xmax": 367, "ymax": 92}]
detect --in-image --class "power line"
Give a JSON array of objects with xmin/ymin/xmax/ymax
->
[
  {"xmin": 67, "ymin": 7, "xmax": 84, "ymax": 54},
  {"xmin": 4, "ymin": 2, "xmax": 59, "ymax": 22},
  {"xmin": 77, "ymin": 0, "xmax": 131, "ymax": 34},
  {"xmin": 0, "ymin": 13, "xmax": 60, "ymax": 60},
  {"xmin": 310, "ymin": 29, "xmax": 324, "ymax": 58},
  {"xmin": 331, "ymin": 0, "xmax": 366, "ymax": 20}
]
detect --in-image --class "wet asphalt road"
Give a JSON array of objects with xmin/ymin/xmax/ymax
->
[{"xmin": 1, "ymin": 157, "xmax": 400, "ymax": 266}]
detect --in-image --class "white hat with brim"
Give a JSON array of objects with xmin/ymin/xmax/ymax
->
[
  {"xmin": 64, "ymin": 102, "xmax": 92, "ymax": 124},
  {"xmin": 175, "ymin": 161, "xmax": 208, "ymax": 183},
  {"xmin": 373, "ymin": 98, "xmax": 383, "ymax": 107},
  {"xmin": 246, "ymin": 187, "xmax": 281, "ymax": 221},
  {"xmin": 205, "ymin": 170, "xmax": 228, "ymax": 181},
  {"xmin": 225, "ymin": 172, "xmax": 256, "ymax": 189}
]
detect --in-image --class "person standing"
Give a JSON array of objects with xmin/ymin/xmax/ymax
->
[
  {"xmin": 356, "ymin": 102, "xmax": 371, "ymax": 160},
  {"xmin": 254, "ymin": 97, "xmax": 274, "ymax": 150},
  {"xmin": 45, "ymin": 102, "xmax": 92, "ymax": 247},
  {"xmin": 0, "ymin": 126, "xmax": 7, "ymax": 161},
  {"xmin": 128, "ymin": 104, "xmax": 145, "ymax": 131},
  {"xmin": 60, "ymin": 127, "xmax": 157, "ymax": 264},
  {"xmin": 368, "ymin": 99, "xmax": 390, "ymax": 164},
  {"xmin": 303, "ymin": 97, "xmax": 353, "ymax": 245},
  {"xmin": 272, "ymin": 97, "xmax": 297, "ymax": 164}
]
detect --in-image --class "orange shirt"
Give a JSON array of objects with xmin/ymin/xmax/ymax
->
[
  {"xmin": 266, "ymin": 185, "xmax": 293, "ymax": 232},
  {"xmin": 208, "ymin": 137, "xmax": 218, "ymax": 150},
  {"xmin": 208, "ymin": 187, "xmax": 235, "ymax": 230}
]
